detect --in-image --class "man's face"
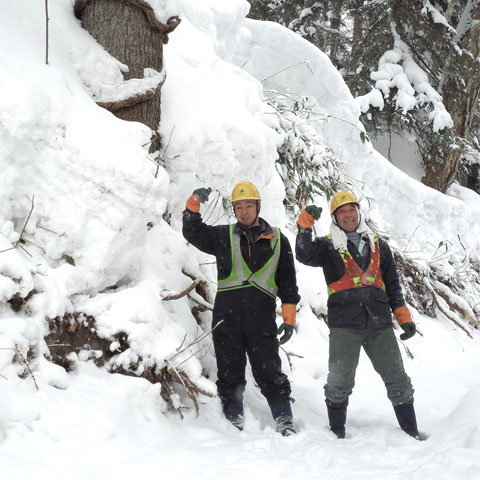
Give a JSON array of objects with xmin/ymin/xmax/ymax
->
[
  {"xmin": 233, "ymin": 200, "xmax": 259, "ymax": 227},
  {"xmin": 335, "ymin": 203, "xmax": 359, "ymax": 232}
]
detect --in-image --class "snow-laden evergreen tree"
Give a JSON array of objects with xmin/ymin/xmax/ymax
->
[
  {"xmin": 249, "ymin": 0, "xmax": 480, "ymax": 194},
  {"xmin": 349, "ymin": 0, "xmax": 480, "ymax": 193},
  {"xmin": 247, "ymin": 0, "xmax": 351, "ymax": 68}
]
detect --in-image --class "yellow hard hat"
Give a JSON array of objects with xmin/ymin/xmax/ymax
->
[
  {"xmin": 330, "ymin": 191, "xmax": 360, "ymax": 214},
  {"xmin": 231, "ymin": 182, "xmax": 261, "ymax": 203}
]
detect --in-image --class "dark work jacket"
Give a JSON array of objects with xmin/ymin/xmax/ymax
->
[
  {"xmin": 182, "ymin": 211, "xmax": 300, "ymax": 309},
  {"xmin": 295, "ymin": 229, "xmax": 405, "ymax": 329}
]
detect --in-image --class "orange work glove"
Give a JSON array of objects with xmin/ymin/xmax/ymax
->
[
  {"xmin": 297, "ymin": 210, "xmax": 314, "ymax": 229},
  {"xmin": 186, "ymin": 195, "xmax": 201, "ymax": 212},
  {"xmin": 186, "ymin": 187, "xmax": 211, "ymax": 212},
  {"xmin": 394, "ymin": 306, "xmax": 416, "ymax": 340},
  {"xmin": 282, "ymin": 304, "xmax": 296, "ymax": 327},
  {"xmin": 297, "ymin": 205, "xmax": 322, "ymax": 229},
  {"xmin": 393, "ymin": 306, "xmax": 412, "ymax": 325}
]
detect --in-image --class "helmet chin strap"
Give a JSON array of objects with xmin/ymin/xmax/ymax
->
[
  {"xmin": 252, "ymin": 201, "xmax": 260, "ymax": 227},
  {"xmin": 354, "ymin": 205, "xmax": 361, "ymax": 230}
]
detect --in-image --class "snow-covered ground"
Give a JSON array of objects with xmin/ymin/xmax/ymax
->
[{"xmin": 0, "ymin": 0, "xmax": 479, "ymax": 478}]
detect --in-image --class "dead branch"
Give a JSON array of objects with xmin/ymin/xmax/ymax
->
[
  {"xmin": 280, "ymin": 346, "xmax": 304, "ymax": 372},
  {"xmin": 45, "ymin": 0, "xmax": 49, "ymax": 64},
  {"xmin": 45, "ymin": 311, "xmax": 215, "ymax": 418},
  {"xmin": 16, "ymin": 195, "xmax": 35, "ymax": 248},
  {"xmin": 190, "ymin": 304, "xmax": 207, "ymax": 325},
  {"xmin": 187, "ymin": 292, "xmax": 213, "ymax": 310},
  {"xmin": 176, "ymin": 333, "xmax": 188, "ymax": 351},
  {"xmin": 173, "ymin": 343, "xmax": 211, "ymax": 369},
  {"xmin": 261, "ymin": 60, "xmax": 313, "ymax": 84},
  {"xmin": 37, "ymin": 224, "xmax": 65, "ymax": 236},
  {"xmin": 167, "ymin": 366, "xmax": 215, "ymax": 415},
  {"xmin": 431, "ymin": 290, "xmax": 473, "ymax": 338},
  {"xmin": 169, "ymin": 320, "xmax": 223, "ymax": 362},
  {"xmin": 162, "ymin": 278, "xmax": 201, "ymax": 301},
  {"xmin": 155, "ymin": 125, "xmax": 176, "ymax": 172},
  {"xmin": 0, "ymin": 196, "xmax": 35, "ymax": 255},
  {"xmin": 0, "ymin": 197, "xmax": 35, "ymax": 254},
  {"xmin": 398, "ymin": 339, "xmax": 414, "ymax": 360},
  {"xmin": 435, "ymin": 287, "xmax": 477, "ymax": 327},
  {"xmin": 159, "ymin": 369, "xmax": 185, "ymax": 419},
  {"xmin": 15, "ymin": 346, "xmax": 39, "ymax": 391}
]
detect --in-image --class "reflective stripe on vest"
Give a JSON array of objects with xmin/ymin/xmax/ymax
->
[
  {"xmin": 217, "ymin": 224, "xmax": 281, "ymax": 299},
  {"xmin": 327, "ymin": 234, "xmax": 386, "ymax": 296}
]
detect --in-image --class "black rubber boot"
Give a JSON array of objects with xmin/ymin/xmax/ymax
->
[
  {"xmin": 270, "ymin": 402, "xmax": 296, "ymax": 436},
  {"xmin": 223, "ymin": 402, "xmax": 244, "ymax": 431},
  {"xmin": 394, "ymin": 401, "xmax": 424, "ymax": 440},
  {"xmin": 326, "ymin": 399, "xmax": 347, "ymax": 439}
]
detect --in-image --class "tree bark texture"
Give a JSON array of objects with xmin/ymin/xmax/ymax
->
[
  {"xmin": 424, "ymin": 4, "xmax": 480, "ymax": 192},
  {"xmin": 352, "ymin": 13, "xmax": 362, "ymax": 43},
  {"xmin": 329, "ymin": 1, "xmax": 342, "ymax": 68},
  {"xmin": 247, "ymin": 0, "xmax": 269, "ymax": 21},
  {"xmin": 390, "ymin": 0, "xmax": 480, "ymax": 192},
  {"xmin": 74, "ymin": 0, "xmax": 180, "ymax": 151}
]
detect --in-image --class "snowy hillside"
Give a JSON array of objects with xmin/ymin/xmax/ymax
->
[{"xmin": 0, "ymin": 0, "xmax": 479, "ymax": 478}]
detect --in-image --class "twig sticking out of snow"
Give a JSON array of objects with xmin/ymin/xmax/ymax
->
[
  {"xmin": 0, "ymin": 195, "xmax": 35, "ymax": 256},
  {"xmin": 15, "ymin": 346, "xmax": 39, "ymax": 391},
  {"xmin": 45, "ymin": 0, "xmax": 49, "ymax": 65},
  {"xmin": 281, "ymin": 347, "xmax": 304, "ymax": 372},
  {"xmin": 162, "ymin": 278, "xmax": 202, "ymax": 301},
  {"xmin": 165, "ymin": 366, "xmax": 215, "ymax": 415}
]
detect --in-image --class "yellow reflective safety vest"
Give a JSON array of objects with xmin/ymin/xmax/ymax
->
[{"xmin": 217, "ymin": 224, "xmax": 281, "ymax": 300}]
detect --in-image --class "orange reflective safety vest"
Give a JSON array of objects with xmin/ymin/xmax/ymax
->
[{"xmin": 327, "ymin": 234, "xmax": 386, "ymax": 296}]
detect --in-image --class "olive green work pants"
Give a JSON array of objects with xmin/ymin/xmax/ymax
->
[{"xmin": 324, "ymin": 327, "xmax": 414, "ymax": 407}]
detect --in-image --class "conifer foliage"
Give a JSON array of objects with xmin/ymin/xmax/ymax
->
[{"xmin": 248, "ymin": 0, "xmax": 480, "ymax": 194}]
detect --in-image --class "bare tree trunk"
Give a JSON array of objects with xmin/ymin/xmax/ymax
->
[
  {"xmin": 45, "ymin": 0, "xmax": 49, "ymax": 65},
  {"xmin": 423, "ymin": 4, "xmax": 480, "ymax": 192},
  {"xmin": 247, "ymin": 0, "xmax": 269, "ymax": 21},
  {"xmin": 74, "ymin": 0, "xmax": 180, "ymax": 152},
  {"xmin": 329, "ymin": 1, "xmax": 342, "ymax": 67},
  {"xmin": 353, "ymin": 13, "xmax": 362, "ymax": 42}
]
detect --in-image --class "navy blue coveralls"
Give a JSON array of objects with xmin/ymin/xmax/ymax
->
[{"xmin": 183, "ymin": 210, "xmax": 300, "ymax": 408}]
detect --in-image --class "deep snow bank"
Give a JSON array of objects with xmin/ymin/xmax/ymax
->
[
  {"xmin": 0, "ymin": 1, "xmax": 479, "ymax": 478},
  {"xmin": 227, "ymin": 17, "xmax": 480, "ymax": 270}
]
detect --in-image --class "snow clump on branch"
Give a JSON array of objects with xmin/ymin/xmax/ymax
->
[{"xmin": 355, "ymin": 30, "xmax": 453, "ymax": 133}]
